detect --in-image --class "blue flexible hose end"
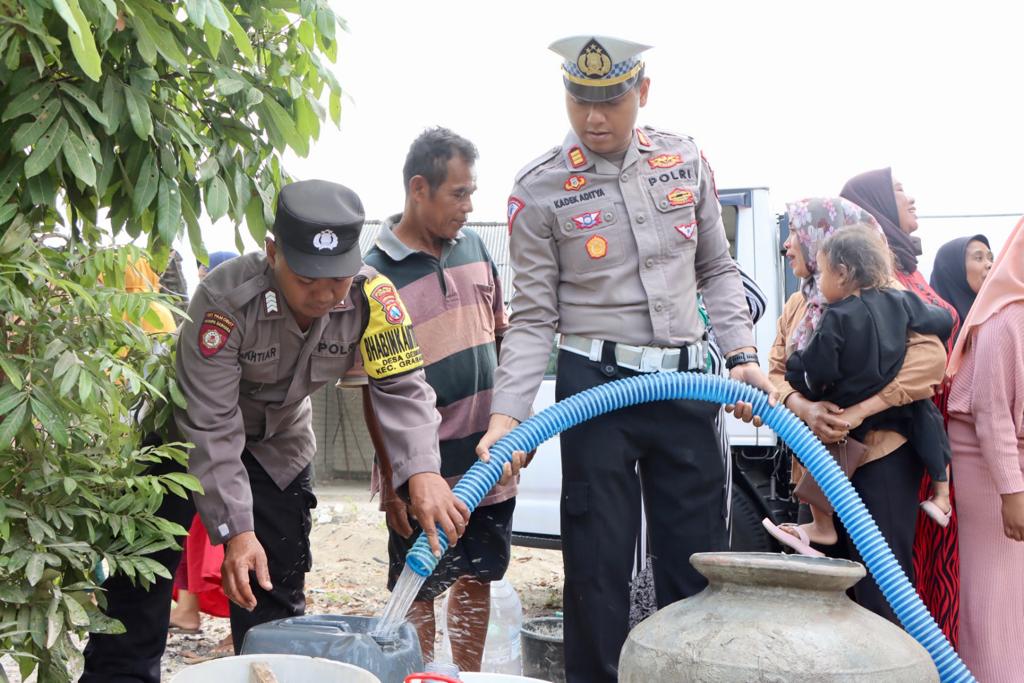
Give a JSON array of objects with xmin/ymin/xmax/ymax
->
[{"xmin": 405, "ymin": 373, "xmax": 974, "ymax": 682}]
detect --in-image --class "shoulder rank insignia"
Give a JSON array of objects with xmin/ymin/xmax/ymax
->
[
  {"xmin": 648, "ymin": 153, "xmax": 683, "ymax": 170},
  {"xmin": 263, "ymin": 289, "xmax": 280, "ymax": 315},
  {"xmin": 635, "ymin": 128, "xmax": 653, "ymax": 148},
  {"xmin": 198, "ymin": 311, "xmax": 235, "ymax": 357},
  {"xmin": 568, "ymin": 146, "xmax": 587, "ymax": 169}
]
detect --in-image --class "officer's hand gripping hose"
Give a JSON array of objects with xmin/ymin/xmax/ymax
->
[{"xmin": 405, "ymin": 373, "xmax": 974, "ymax": 682}]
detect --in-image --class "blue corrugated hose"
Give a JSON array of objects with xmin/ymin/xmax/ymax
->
[{"xmin": 405, "ymin": 373, "xmax": 973, "ymax": 682}]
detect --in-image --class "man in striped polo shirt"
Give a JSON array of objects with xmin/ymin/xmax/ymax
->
[{"xmin": 361, "ymin": 127, "xmax": 513, "ymax": 671}]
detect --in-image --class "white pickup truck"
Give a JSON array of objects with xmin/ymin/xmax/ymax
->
[{"xmin": 509, "ymin": 187, "xmax": 802, "ymax": 550}]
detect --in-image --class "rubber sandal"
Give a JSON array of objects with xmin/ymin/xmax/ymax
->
[
  {"xmin": 762, "ymin": 519, "xmax": 826, "ymax": 558},
  {"xmin": 182, "ymin": 640, "xmax": 234, "ymax": 665},
  {"xmin": 919, "ymin": 500, "xmax": 952, "ymax": 528},
  {"xmin": 167, "ymin": 625, "xmax": 202, "ymax": 635}
]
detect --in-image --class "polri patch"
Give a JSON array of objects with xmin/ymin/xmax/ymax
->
[
  {"xmin": 563, "ymin": 175, "xmax": 587, "ymax": 192},
  {"xmin": 370, "ymin": 283, "xmax": 405, "ymax": 325},
  {"xmin": 585, "ymin": 235, "xmax": 608, "ymax": 259},
  {"xmin": 675, "ymin": 221, "xmax": 697, "ymax": 240},
  {"xmin": 648, "ymin": 153, "xmax": 683, "ymax": 170},
  {"xmin": 568, "ymin": 146, "xmax": 587, "ymax": 169},
  {"xmin": 198, "ymin": 311, "xmax": 235, "ymax": 357},
  {"xmin": 667, "ymin": 187, "xmax": 695, "ymax": 207},
  {"xmin": 572, "ymin": 210, "xmax": 603, "ymax": 231},
  {"xmin": 507, "ymin": 196, "xmax": 525, "ymax": 235}
]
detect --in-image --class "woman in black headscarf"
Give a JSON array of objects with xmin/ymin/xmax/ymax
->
[
  {"xmin": 841, "ymin": 167, "xmax": 961, "ymax": 649},
  {"xmin": 931, "ymin": 235, "xmax": 994, "ymax": 343}
]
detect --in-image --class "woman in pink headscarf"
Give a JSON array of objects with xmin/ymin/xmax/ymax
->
[{"xmin": 946, "ymin": 217, "xmax": 1024, "ymax": 681}]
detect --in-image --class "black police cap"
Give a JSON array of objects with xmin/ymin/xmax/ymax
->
[{"xmin": 272, "ymin": 180, "xmax": 364, "ymax": 278}]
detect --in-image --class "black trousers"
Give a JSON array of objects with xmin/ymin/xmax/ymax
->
[
  {"xmin": 555, "ymin": 350, "xmax": 727, "ymax": 683},
  {"xmin": 80, "ymin": 451, "xmax": 315, "ymax": 682},
  {"xmin": 826, "ymin": 441, "xmax": 923, "ymax": 624}
]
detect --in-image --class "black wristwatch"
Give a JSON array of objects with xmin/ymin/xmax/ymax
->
[{"xmin": 725, "ymin": 351, "xmax": 759, "ymax": 370}]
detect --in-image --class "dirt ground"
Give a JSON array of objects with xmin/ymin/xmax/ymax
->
[{"xmin": 159, "ymin": 480, "xmax": 565, "ymax": 680}]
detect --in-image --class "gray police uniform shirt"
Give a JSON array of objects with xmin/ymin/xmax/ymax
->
[
  {"xmin": 174, "ymin": 252, "xmax": 442, "ymax": 544},
  {"xmin": 492, "ymin": 127, "xmax": 755, "ymax": 422}
]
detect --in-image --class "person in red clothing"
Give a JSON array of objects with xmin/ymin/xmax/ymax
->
[{"xmin": 841, "ymin": 168, "xmax": 960, "ymax": 647}]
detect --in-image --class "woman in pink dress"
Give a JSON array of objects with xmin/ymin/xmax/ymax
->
[{"xmin": 946, "ymin": 217, "xmax": 1024, "ymax": 681}]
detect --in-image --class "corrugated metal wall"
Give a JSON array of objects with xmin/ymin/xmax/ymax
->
[{"xmin": 312, "ymin": 221, "xmax": 511, "ymax": 480}]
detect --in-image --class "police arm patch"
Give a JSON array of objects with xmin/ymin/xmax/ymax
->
[
  {"xmin": 507, "ymin": 196, "xmax": 525, "ymax": 235},
  {"xmin": 359, "ymin": 275, "xmax": 423, "ymax": 380},
  {"xmin": 198, "ymin": 310, "xmax": 235, "ymax": 357}
]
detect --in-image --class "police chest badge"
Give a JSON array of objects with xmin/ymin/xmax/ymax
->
[
  {"xmin": 369, "ymin": 283, "xmax": 405, "ymax": 324},
  {"xmin": 675, "ymin": 221, "xmax": 697, "ymax": 240},
  {"xmin": 572, "ymin": 210, "xmax": 602, "ymax": 231},
  {"xmin": 312, "ymin": 229, "xmax": 338, "ymax": 251},
  {"xmin": 648, "ymin": 154, "xmax": 683, "ymax": 170},
  {"xmin": 585, "ymin": 235, "xmax": 608, "ymax": 259},
  {"xmin": 563, "ymin": 175, "xmax": 587, "ymax": 192},
  {"xmin": 667, "ymin": 187, "xmax": 696, "ymax": 207},
  {"xmin": 198, "ymin": 311, "xmax": 235, "ymax": 357}
]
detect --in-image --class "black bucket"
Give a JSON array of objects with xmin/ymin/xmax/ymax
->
[
  {"xmin": 521, "ymin": 616, "xmax": 564, "ymax": 683},
  {"xmin": 240, "ymin": 614, "xmax": 422, "ymax": 683}
]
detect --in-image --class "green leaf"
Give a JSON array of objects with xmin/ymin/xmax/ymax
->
[
  {"xmin": 101, "ymin": 78, "xmax": 125, "ymax": 135},
  {"xmin": 315, "ymin": 6, "xmax": 337, "ymax": 43},
  {"xmin": 205, "ymin": 175, "xmax": 228, "ymax": 221},
  {"xmin": 295, "ymin": 95, "xmax": 320, "ymax": 142},
  {"xmin": 168, "ymin": 379, "xmax": 187, "ymax": 409},
  {"xmin": 25, "ymin": 554, "xmax": 45, "ymax": 587},
  {"xmin": 0, "ymin": 157, "xmax": 23, "ymax": 206},
  {"xmin": 128, "ymin": 11, "xmax": 158, "ymax": 65},
  {"xmin": 244, "ymin": 195, "xmax": 267, "ymax": 244},
  {"xmin": 24, "ymin": 116, "xmax": 69, "ymax": 178},
  {"xmin": 133, "ymin": 6, "xmax": 188, "ymax": 71},
  {"xmin": 77, "ymin": 370, "xmax": 94, "ymax": 404},
  {"xmin": 215, "ymin": 76, "xmax": 246, "ymax": 96},
  {"xmin": 205, "ymin": 0, "xmax": 229, "ymax": 31},
  {"xmin": 0, "ymin": 204, "xmax": 17, "ymax": 226},
  {"xmin": 0, "ymin": 353, "xmax": 24, "ymax": 388},
  {"xmin": 26, "ymin": 35, "xmax": 46, "ymax": 77},
  {"xmin": 0, "ymin": 389, "xmax": 26, "ymax": 417},
  {"xmin": 63, "ymin": 477, "xmax": 78, "ymax": 495},
  {"xmin": 2, "ymin": 81, "xmax": 54, "ymax": 122},
  {"xmin": 124, "ymin": 86, "xmax": 153, "ymax": 140},
  {"xmin": 133, "ymin": 152, "xmax": 159, "ymax": 213},
  {"xmin": 183, "ymin": 0, "xmax": 207, "ymax": 28},
  {"xmin": 61, "ymin": 98, "xmax": 103, "ymax": 162},
  {"xmin": 57, "ymin": 83, "xmax": 109, "ymax": 127},
  {"xmin": 157, "ymin": 176, "xmax": 182, "ymax": 245},
  {"xmin": 26, "ymin": 517, "xmax": 53, "ymax": 544},
  {"xmin": 52, "ymin": 0, "xmax": 103, "ymax": 81},
  {"xmin": 63, "ymin": 595, "xmax": 90, "ymax": 627},
  {"xmin": 203, "ymin": 21, "xmax": 222, "ymax": 59},
  {"xmin": 62, "ymin": 132, "xmax": 97, "ymax": 186},
  {"xmin": 163, "ymin": 471, "xmax": 203, "ymax": 493},
  {"xmin": 0, "ymin": 400, "xmax": 27, "ymax": 444},
  {"xmin": 329, "ymin": 88, "xmax": 342, "ymax": 126},
  {"xmin": 12, "ymin": 98, "xmax": 62, "ymax": 150},
  {"xmin": 225, "ymin": 10, "xmax": 256, "ymax": 63},
  {"xmin": 53, "ymin": 350, "xmax": 78, "ymax": 379},
  {"xmin": 196, "ymin": 156, "xmax": 219, "ymax": 183},
  {"xmin": 46, "ymin": 596, "xmax": 62, "ymax": 648},
  {"xmin": 259, "ymin": 96, "xmax": 308, "ymax": 156},
  {"xmin": 59, "ymin": 362, "xmax": 81, "ymax": 397},
  {"xmin": 30, "ymin": 397, "xmax": 70, "ymax": 448}
]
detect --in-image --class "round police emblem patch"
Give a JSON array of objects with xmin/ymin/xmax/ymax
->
[
  {"xmin": 312, "ymin": 229, "xmax": 339, "ymax": 251},
  {"xmin": 202, "ymin": 328, "xmax": 224, "ymax": 350}
]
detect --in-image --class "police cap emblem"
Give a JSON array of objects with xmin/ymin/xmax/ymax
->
[
  {"xmin": 312, "ymin": 229, "xmax": 339, "ymax": 251},
  {"xmin": 577, "ymin": 39, "xmax": 612, "ymax": 77}
]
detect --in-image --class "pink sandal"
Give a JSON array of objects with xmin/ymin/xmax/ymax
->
[
  {"xmin": 762, "ymin": 519, "xmax": 825, "ymax": 558},
  {"xmin": 919, "ymin": 500, "xmax": 952, "ymax": 528}
]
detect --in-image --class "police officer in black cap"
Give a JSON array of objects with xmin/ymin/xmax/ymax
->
[{"xmin": 82, "ymin": 180, "xmax": 466, "ymax": 682}]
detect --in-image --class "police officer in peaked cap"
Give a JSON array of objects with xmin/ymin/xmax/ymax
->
[
  {"xmin": 476, "ymin": 37, "xmax": 778, "ymax": 682},
  {"xmin": 82, "ymin": 180, "xmax": 468, "ymax": 681}
]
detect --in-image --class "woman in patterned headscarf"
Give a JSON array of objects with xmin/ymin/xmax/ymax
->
[
  {"xmin": 768, "ymin": 197, "xmax": 948, "ymax": 623},
  {"xmin": 841, "ymin": 169, "xmax": 962, "ymax": 647}
]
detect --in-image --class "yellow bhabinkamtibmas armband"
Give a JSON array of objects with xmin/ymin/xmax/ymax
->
[{"xmin": 358, "ymin": 274, "xmax": 424, "ymax": 380}]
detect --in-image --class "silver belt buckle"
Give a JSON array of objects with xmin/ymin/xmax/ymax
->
[{"xmin": 639, "ymin": 346, "xmax": 667, "ymax": 373}]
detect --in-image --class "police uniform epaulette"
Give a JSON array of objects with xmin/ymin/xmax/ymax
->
[
  {"xmin": 514, "ymin": 146, "xmax": 562, "ymax": 183},
  {"xmin": 641, "ymin": 125, "xmax": 695, "ymax": 145}
]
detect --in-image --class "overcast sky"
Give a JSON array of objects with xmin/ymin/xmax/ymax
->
[{"xmin": 186, "ymin": 0, "xmax": 1024, "ymax": 286}]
